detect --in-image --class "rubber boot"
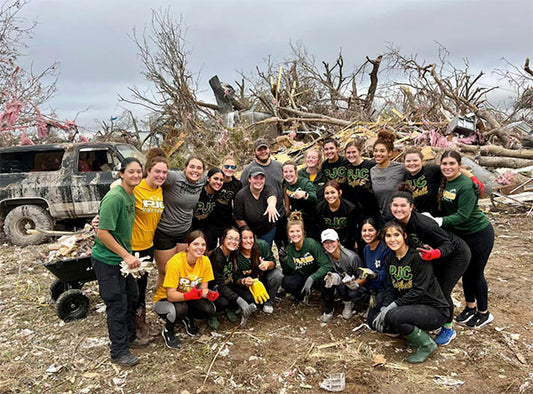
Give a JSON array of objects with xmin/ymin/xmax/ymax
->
[{"xmin": 405, "ymin": 327, "xmax": 437, "ymax": 363}]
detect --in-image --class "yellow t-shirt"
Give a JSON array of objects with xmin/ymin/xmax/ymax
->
[
  {"xmin": 153, "ymin": 253, "xmax": 214, "ymax": 303},
  {"xmin": 131, "ymin": 179, "xmax": 164, "ymax": 251}
]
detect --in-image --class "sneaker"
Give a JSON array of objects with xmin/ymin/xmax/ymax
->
[
  {"xmin": 321, "ymin": 312, "xmax": 334, "ymax": 323},
  {"xmin": 466, "ymin": 311, "xmax": 494, "ymax": 328},
  {"xmin": 456, "ymin": 306, "xmax": 477, "ymax": 325},
  {"xmin": 111, "ymin": 352, "xmax": 139, "ymax": 367},
  {"xmin": 182, "ymin": 317, "xmax": 198, "ymax": 336},
  {"xmin": 434, "ymin": 327, "xmax": 456, "ymax": 346},
  {"xmin": 162, "ymin": 328, "xmax": 181, "ymax": 349},
  {"xmin": 342, "ymin": 301, "xmax": 353, "ymax": 320},
  {"xmin": 208, "ymin": 316, "xmax": 220, "ymax": 330},
  {"xmin": 226, "ymin": 309, "xmax": 238, "ymax": 323},
  {"xmin": 263, "ymin": 302, "xmax": 274, "ymax": 314}
]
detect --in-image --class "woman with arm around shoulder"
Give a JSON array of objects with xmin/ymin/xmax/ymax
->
[
  {"xmin": 437, "ymin": 150, "xmax": 495, "ymax": 328},
  {"xmin": 152, "ymin": 231, "xmax": 218, "ymax": 348},
  {"xmin": 298, "ymin": 147, "xmax": 327, "ymax": 200},
  {"xmin": 372, "ymin": 222, "xmax": 449, "ymax": 363}
]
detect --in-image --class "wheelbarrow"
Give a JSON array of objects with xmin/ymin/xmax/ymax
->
[{"xmin": 44, "ymin": 256, "xmax": 96, "ymax": 321}]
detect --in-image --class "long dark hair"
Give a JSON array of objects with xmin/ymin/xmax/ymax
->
[{"xmin": 239, "ymin": 225, "xmax": 262, "ymax": 278}]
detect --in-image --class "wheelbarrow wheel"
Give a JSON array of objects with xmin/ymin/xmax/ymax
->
[
  {"xmin": 56, "ymin": 289, "xmax": 89, "ymax": 321},
  {"xmin": 50, "ymin": 279, "xmax": 82, "ymax": 301}
]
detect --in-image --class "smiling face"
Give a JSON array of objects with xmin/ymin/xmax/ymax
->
[
  {"xmin": 305, "ymin": 150, "xmax": 320, "ymax": 168},
  {"xmin": 145, "ymin": 161, "xmax": 168, "ymax": 187},
  {"xmin": 373, "ymin": 143, "xmax": 392, "ymax": 166},
  {"xmin": 361, "ymin": 223, "xmax": 379, "ymax": 245},
  {"xmin": 390, "ymin": 197, "xmax": 413, "ymax": 224},
  {"xmin": 240, "ymin": 230, "xmax": 255, "ymax": 251},
  {"xmin": 346, "ymin": 145, "xmax": 360, "ymax": 164},
  {"xmin": 208, "ymin": 171, "xmax": 224, "ymax": 191},
  {"xmin": 223, "ymin": 229, "xmax": 240, "ymax": 252},
  {"xmin": 324, "ymin": 185, "xmax": 341, "ymax": 205},
  {"xmin": 187, "ymin": 236, "xmax": 207, "ymax": 259},
  {"xmin": 121, "ymin": 161, "xmax": 143, "ymax": 189},
  {"xmin": 323, "ymin": 142, "xmax": 339, "ymax": 161},
  {"xmin": 404, "ymin": 153, "xmax": 423, "ymax": 175},
  {"xmin": 440, "ymin": 156, "xmax": 461, "ymax": 180},
  {"xmin": 249, "ymin": 174, "xmax": 266, "ymax": 192},
  {"xmin": 283, "ymin": 165, "xmax": 297, "ymax": 184},
  {"xmin": 384, "ymin": 226, "xmax": 407, "ymax": 252},
  {"xmin": 288, "ymin": 224, "xmax": 304, "ymax": 244},
  {"xmin": 322, "ymin": 239, "xmax": 340, "ymax": 255},
  {"xmin": 221, "ymin": 158, "xmax": 237, "ymax": 178},
  {"xmin": 254, "ymin": 146, "xmax": 270, "ymax": 164},
  {"xmin": 184, "ymin": 158, "xmax": 204, "ymax": 183}
]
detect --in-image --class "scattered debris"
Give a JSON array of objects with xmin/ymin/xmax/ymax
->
[
  {"xmin": 372, "ymin": 354, "xmax": 387, "ymax": 367},
  {"xmin": 434, "ymin": 375, "xmax": 465, "ymax": 386},
  {"xmin": 319, "ymin": 373, "xmax": 345, "ymax": 392}
]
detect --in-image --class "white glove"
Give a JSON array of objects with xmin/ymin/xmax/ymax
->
[
  {"xmin": 373, "ymin": 302, "xmax": 397, "ymax": 332},
  {"xmin": 120, "ymin": 253, "xmax": 154, "ymax": 278},
  {"xmin": 342, "ymin": 274, "xmax": 359, "ymax": 290},
  {"xmin": 421, "ymin": 212, "xmax": 443, "ymax": 227},
  {"xmin": 324, "ymin": 272, "xmax": 341, "ymax": 288}
]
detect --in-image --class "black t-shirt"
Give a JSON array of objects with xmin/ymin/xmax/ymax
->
[
  {"xmin": 316, "ymin": 198, "xmax": 357, "ymax": 249},
  {"xmin": 192, "ymin": 187, "xmax": 217, "ymax": 229},
  {"xmin": 321, "ymin": 156, "xmax": 351, "ymax": 186},
  {"xmin": 405, "ymin": 164, "xmax": 442, "ymax": 216},
  {"xmin": 210, "ymin": 176, "xmax": 242, "ymax": 225},
  {"xmin": 234, "ymin": 184, "xmax": 276, "ymax": 235},
  {"xmin": 346, "ymin": 159, "xmax": 374, "ymax": 189}
]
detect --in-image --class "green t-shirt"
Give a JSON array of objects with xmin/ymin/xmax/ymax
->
[
  {"xmin": 235, "ymin": 239, "xmax": 275, "ymax": 281},
  {"xmin": 281, "ymin": 237, "xmax": 331, "ymax": 281},
  {"xmin": 92, "ymin": 185, "xmax": 136, "ymax": 265},
  {"xmin": 441, "ymin": 173, "xmax": 490, "ymax": 235},
  {"xmin": 285, "ymin": 177, "xmax": 317, "ymax": 214}
]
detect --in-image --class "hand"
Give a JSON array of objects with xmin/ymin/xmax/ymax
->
[
  {"xmin": 372, "ymin": 302, "xmax": 397, "ymax": 332},
  {"xmin": 249, "ymin": 279, "xmax": 270, "ymax": 304},
  {"xmin": 258, "ymin": 258, "xmax": 271, "ymax": 271},
  {"xmin": 91, "ymin": 215, "xmax": 99, "ymax": 231},
  {"xmin": 123, "ymin": 253, "xmax": 141, "ymax": 269},
  {"xmin": 471, "ymin": 176, "xmax": 485, "ymax": 196},
  {"xmin": 278, "ymin": 247, "xmax": 287, "ymax": 264},
  {"xmin": 421, "ymin": 212, "xmax": 443, "ymax": 227},
  {"xmin": 243, "ymin": 277, "xmax": 254, "ymax": 287},
  {"xmin": 183, "ymin": 287, "xmax": 203, "ymax": 301},
  {"xmin": 292, "ymin": 190, "xmax": 307, "ymax": 199},
  {"xmin": 341, "ymin": 274, "xmax": 359, "ymax": 290},
  {"xmin": 417, "ymin": 246, "xmax": 441, "ymax": 261},
  {"xmin": 301, "ymin": 277, "xmax": 313, "ymax": 297},
  {"xmin": 324, "ymin": 272, "xmax": 341, "ymax": 288},
  {"xmin": 206, "ymin": 290, "xmax": 219, "ymax": 301},
  {"xmin": 264, "ymin": 203, "xmax": 280, "ymax": 223},
  {"xmin": 357, "ymin": 267, "xmax": 377, "ymax": 280}
]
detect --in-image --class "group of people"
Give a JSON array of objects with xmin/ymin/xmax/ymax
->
[{"xmin": 91, "ymin": 131, "xmax": 494, "ymax": 367}]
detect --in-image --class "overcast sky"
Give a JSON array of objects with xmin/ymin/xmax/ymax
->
[{"xmin": 20, "ymin": 0, "xmax": 533, "ymax": 131}]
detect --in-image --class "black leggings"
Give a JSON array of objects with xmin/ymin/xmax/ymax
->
[
  {"xmin": 460, "ymin": 223, "xmax": 494, "ymax": 311},
  {"xmin": 385, "ymin": 305, "xmax": 447, "ymax": 336},
  {"xmin": 282, "ymin": 271, "xmax": 327, "ymax": 310},
  {"xmin": 133, "ymin": 246, "xmax": 154, "ymax": 310},
  {"xmin": 432, "ymin": 239, "xmax": 471, "ymax": 323}
]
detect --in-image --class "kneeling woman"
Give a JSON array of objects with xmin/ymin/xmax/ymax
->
[
  {"xmin": 372, "ymin": 222, "xmax": 449, "ymax": 363},
  {"xmin": 153, "ymin": 231, "xmax": 218, "ymax": 349},
  {"xmin": 281, "ymin": 213, "xmax": 331, "ymax": 319}
]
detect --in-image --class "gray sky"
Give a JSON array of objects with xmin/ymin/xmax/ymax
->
[{"xmin": 20, "ymin": 0, "xmax": 533, "ymax": 131}]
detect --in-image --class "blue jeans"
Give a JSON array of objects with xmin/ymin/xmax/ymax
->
[{"xmin": 258, "ymin": 227, "xmax": 276, "ymax": 248}]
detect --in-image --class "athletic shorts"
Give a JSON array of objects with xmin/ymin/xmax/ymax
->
[{"xmin": 153, "ymin": 227, "xmax": 189, "ymax": 250}]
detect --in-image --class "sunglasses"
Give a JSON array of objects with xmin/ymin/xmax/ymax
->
[{"xmin": 223, "ymin": 164, "xmax": 237, "ymax": 170}]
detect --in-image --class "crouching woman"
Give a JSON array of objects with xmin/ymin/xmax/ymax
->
[
  {"xmin": 372, "ymin": 222, "xmax": 449, "ymax": 363},
  {"xmin": 153, "ymin": 231, "xmax": 218, "ymax": 349}
]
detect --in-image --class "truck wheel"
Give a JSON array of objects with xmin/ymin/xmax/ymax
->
[
  {"xmin": 56, "ymin": 289, "xmax": 90, "ymax": 321},
  {"xmin": 50, "ymin": 279, "xmax": 82, "ymax": 301},
  {"xmin": 4, "ymin": 205, "xmax": 54, "ymax": 246}
]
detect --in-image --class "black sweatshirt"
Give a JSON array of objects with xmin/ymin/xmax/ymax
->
[
  {"xmin": 208, "ymin": 247, "xmax": 239, "ymax": 303},
  {"xmin": 405, "ymin": 164, "xmax": 442, "ymax": 216}
]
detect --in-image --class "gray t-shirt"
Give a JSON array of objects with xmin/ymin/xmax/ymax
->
[
  {"xmin": 240, "ymin": 159, "xmax": 285, "ymax": 215},
  {"xmin": 157, "ymin": 170, "xmax": 205, "ymax": 237},
  {"xmin": 326, "ymin": 246, "xmax": 362, "ymax": 276},
  {"xmin": 370, "ymin": 161, "xmax": 406, "ymax": 216}
]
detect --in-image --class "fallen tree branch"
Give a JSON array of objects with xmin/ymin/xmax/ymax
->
[
  {"xmin": 477, "ymin": 156, "xmax": 533, "ymax": 168},
  {"xmin": 458, "ymin": 143, "xmax": 533, "ymax": 159}
]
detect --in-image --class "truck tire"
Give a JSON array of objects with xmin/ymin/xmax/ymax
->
[
  {"xmin": 4, "ymin": 205, "xmax": 54, "ymax": 246},
  {"xmin": 56, "ymin": 289, "xmax": 90, "ymax": 321}
]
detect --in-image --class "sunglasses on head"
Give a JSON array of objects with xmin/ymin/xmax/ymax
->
[{"xmin": 224, "ymin": 164, "xmax": 237, "ymax": 170}]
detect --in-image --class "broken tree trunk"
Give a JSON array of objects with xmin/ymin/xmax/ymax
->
[
  {"xmin": 458, "ymin": 144, "xmax": 533, "ymax": 160},
  {"xmin": 477, "ymin": 156, "xmax": 533, "ymax": 169},
  {"xmin": 278, "ymin": 107, "xmax": 352, "ymax": 127}
]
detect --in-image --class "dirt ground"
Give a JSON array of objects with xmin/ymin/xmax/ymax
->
[{"xmin": 0, "ymin": 208, "xmax": 532, "ymax": 394}]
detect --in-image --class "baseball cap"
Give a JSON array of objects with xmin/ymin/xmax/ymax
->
[
  {"xmin": 254, "ymin": 138, "xmax": 269, "ymax": 150},
  {"xmin": 249, "ymin": 167, "xmax": 266, "ymax": 178},
  {"xmin": 321, "ymin": 229, "xmax": 339, "ymax": 243}
]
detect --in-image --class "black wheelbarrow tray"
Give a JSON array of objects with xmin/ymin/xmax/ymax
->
[{"xmin": 44, "ymin": 256, "xmax": 96, "ymax": 321}]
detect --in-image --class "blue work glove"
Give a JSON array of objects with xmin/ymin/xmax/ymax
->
[{"xmin": 372, "ymin": 302, "xmax": 398, "ymax": 332}]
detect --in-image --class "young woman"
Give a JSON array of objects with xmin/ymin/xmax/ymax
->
[
  {"xmin": 390, "ymin": 186, "xmax": 471, "ymax": 345},
  {"xmin": 361, "ymin": 217, "xmax": 392, "ymax": 318},
  {"xmin": 316, "ymin": 180, "xmax": 359, "ymax": 251},
  {"xmin": 320, "ymin": 229, "xmax": 364, "ymax": 321},
  {"xmin": 282, "ymin": 160, "xmax": 319, "ymax": 239},
  {"xmin": 298, "ymin": 147, "xmax": 327, "ymax": 200},
  {"xmin": 208, "ymin": 227, "xmax": 257, "ymax": 329},
  {"xmin": 345, "ymin": 139, "xmax": 374, "ymax": 189},
  {"xmin": 192, "ymin": 167, "xmax": 225, "ymax": 251},
  {"xmin": 91, "ymin": 158, "xmax": 144, "ymax": 367},
  {"xmin": 153, "ymin": 231, "xmax": 218, "ymax": 349},
  {"xmin": 369, "ymin": 131, "xmax": 406, "ymax": 218},
  {"xmin": 321, "ymin": 137, "xmax": 351, "ymax": 190},
  {"xmin": 234, "ymin": 226, "xmax": 283, "ymax": 314},
  {"xmin": 280, "ymin": 212, "xmax": 331, "ymax": 321},
  {"xmin": 154, "ymin": 157, "xmax": 205, "ymax": 288},
  {"xmin": 372, "ymin": 222, "xmax": 449, "ymax": 363},
  {"xmin": 208, "ymin": 157, "xmax": 243, "ymax": 248},
  {"xmin": 437, "ymin": 150, "xmax": 495, "ymax": 328}
]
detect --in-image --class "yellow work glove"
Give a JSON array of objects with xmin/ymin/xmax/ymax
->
[{"xmin": 249, "ymin": 278, "xmax": 270, "ymax": 304}]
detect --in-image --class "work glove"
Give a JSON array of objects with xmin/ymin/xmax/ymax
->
[
  {"xmin": 372, "ymin": 302, "xmax": 397, "ymax": 333},
  {"xmin": 417, "ymin": 246, "xmax": 442, "ymax": 261},
  {"xmin": 471, "ymin": 176, "xmax": 485, "ymax": 196},
  {"xmin": 206, "ymin": 290, "xmax": 219, "ymax": 301},
  {"xmin": 236, "ymin": 297, "xmax": 257, "ymax": 327},
  {"xmin": 249, "ymin": 279, "xmax": 270, "ymax": 304},
  {"xmin": 357, "ymin": 267, "xmax": 377, "ymax": 280},
  {"xmin": 119, "ymin": 253, "xmax": 153, "ymax": 278},
  {"xmin": 421, "ymin": 212, "xmax": 443, "ymax": 227},
  {"xmin": 183, "ymin": 287, "xmax": 203, "ymax": 301},
  {"xmin": 324, "ymin": 272, "xmax": 341, "ymax": 288},
  {"xmin": 278, "ymin": 247, "xmax": 287, "ymax": 264},
  {"xmin": 301, "ymin": 276, "xmax": 314, "ymax": 297},
  {"xmin": 342, "ymin": 274, "xmax": 359, "ymax": 290}
]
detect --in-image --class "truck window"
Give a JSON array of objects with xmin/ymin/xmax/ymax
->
[
  {"xmin": 77, "ymin": 148, "xmax": 121, "ymax": 173},
  {"xmin": 0, "ymin": 150, "xmax": 64, "ymax": 173}
]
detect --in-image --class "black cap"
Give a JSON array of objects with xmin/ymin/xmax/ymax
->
[{"xmin": 254, "ymin": 138, "xmax": 269, "ymax": 150}]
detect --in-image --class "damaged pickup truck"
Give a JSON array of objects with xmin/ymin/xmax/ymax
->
[{"xmin": 0, "ymin": 142, "xmax": 144, "ymax": 246}]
